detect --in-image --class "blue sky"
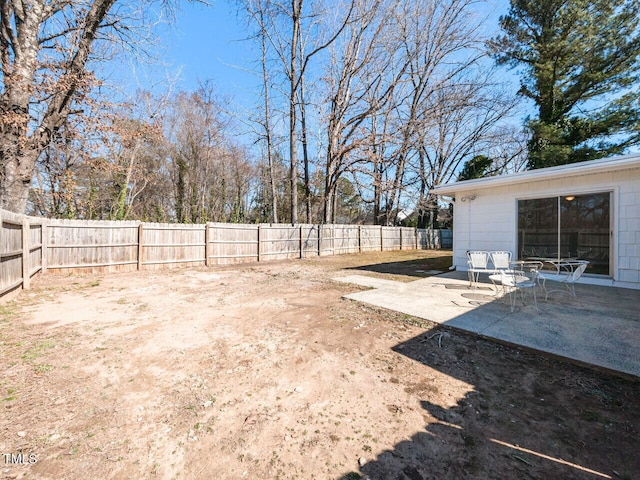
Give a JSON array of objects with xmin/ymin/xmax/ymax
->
[
  {"xmin": 163, "ymin": 2, "xmax": 256, "ymax": 95},
  {"xmin": 114, "ymin": 1, "xmax": 259, "ymax": 107},
  {"xmin": 114, "ymin": 0, "xmax": 514, "ymax": 109}
]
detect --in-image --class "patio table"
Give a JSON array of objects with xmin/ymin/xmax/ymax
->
[{"xmin": 489, "ymin": 261, "xmax": 543, "ymax": 311}]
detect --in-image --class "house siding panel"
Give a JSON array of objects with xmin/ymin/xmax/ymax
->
[{"xmin": 446, "ymin": 165, "xmax": 640, "ymax": 289}]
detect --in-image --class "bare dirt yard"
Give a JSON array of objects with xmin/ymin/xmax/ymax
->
[{"xmin": 1, "ymin": 250, "xmax": 638, "ymax": 480}]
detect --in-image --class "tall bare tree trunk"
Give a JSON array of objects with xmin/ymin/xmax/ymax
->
[
  {"xmin": 0, "ymin": 0, "xmax": 117, "ymax": 213},
  {"xmin": 258, "ymin": 8, "xmax": 278, "ymax": 223},
  {"xmin": 289, "ymin": 0, "xmax": 302, "ymax": 225},
  {"xmin": 299, "ymin": 75, "xmax": 312, "ymax": 223}
]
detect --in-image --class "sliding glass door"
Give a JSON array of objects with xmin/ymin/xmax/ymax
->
[{"xmin": 518, "ymin": 192, "xmax": 611, "ymax": 275}]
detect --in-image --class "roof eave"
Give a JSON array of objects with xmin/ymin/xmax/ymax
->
[{"xmin": 432, "ymin": 152, "xmax": 640, "ymax": 196}]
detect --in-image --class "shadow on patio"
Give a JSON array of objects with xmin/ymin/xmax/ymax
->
[
  {"xmin": 334, "ymin": 271, "xmax": 640, "ymax": 378},
  {"xmin": 334, "ymin": 270, "xmax": 640, "ymax": 480}
]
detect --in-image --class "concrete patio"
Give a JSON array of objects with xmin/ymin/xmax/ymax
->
[{"xmin": 334, "ymin": 271, "xmax": 640, "ymax": 378}]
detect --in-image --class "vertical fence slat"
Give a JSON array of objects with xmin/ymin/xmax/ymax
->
[
  {"xmin": 205, "ymin": 223, "xmax": 211, "ymax": 267},
  {"xmin": 21, "ymin": 219, "xmax": 30, "ymax": 290},
  {"xmin": 299, "ymin": 224, "xmax": 303, "ymax": 259},
  {"xmin": 41, "ymin": 221, "xmax": 48, "ymax": 274},
  {"xmin": 137, "ymin": 223, "xmax": 144, "ymax": 270}
]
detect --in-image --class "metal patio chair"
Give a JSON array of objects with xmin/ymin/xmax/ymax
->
[
  {"xmin": 488, "ymin": 251, "xmax": 513, "ymax": 295},
  {"xmin": 538, "ymin": 260, "xmax": 589, "ymax": 300},
  {"xmin": 467, "ymin": 250, "xmax": 491, "ymax": 288},
  {"xmin": 490, "ymin": 251, "xmax": 512, "ymax": 271}
]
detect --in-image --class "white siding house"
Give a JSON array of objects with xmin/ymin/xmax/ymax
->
[{"xmin": 432, "ymin": 153, "xmax": 640, "ymax": 289}]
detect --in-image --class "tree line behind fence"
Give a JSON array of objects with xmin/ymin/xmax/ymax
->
[{"xmin": 0, "ymin": 208, "xmax": 452, "ymax": 300}]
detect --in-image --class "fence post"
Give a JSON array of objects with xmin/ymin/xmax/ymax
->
[
  {"xmin": 317, "ymin": 224, "xmax": 321, "ymax": 256},
  {"xmin": 399, "ymin": 228, "xmax": 403, "ymax": 251},
  {"xmin": 257, "ymin": 225, "xmax": 262, "ymax": 262},
  {"xmin": 358, "ymin": 225, "xmax": 362, "ymax": 253},
  {"xmin": 22, "ymin": 218, "xmax": 30, "ymax": 290},
  {"xmin": 0, "ymin": 212, "xmax": 3, "ymax": 280},
  {"xmin": 299, "ymin": 224, "xmax": 304, "ymax": 259},
  {"xmin": 137, "ymin": 223, "xmax": 144, "ymax": 270},
  {"xmin": 332, "ymin": 225, "xmax": 335, "ymax": 255},
  {"xmin": 41, "ymin": 221, "xmax": 48, "ymax": 274},
  {"xmin": 205, "ymin": 223, "xmax": 211, "ymax": 267},
  {"xmin": 380, "ymin": 225, "xmax": 384, "ymax": 251}
]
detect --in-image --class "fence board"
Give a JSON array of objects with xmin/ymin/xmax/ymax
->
[
  {"xmin": 142, "ymin": 223, "xmax": 206, "ymax": 269},
  {"xmin": 301, "ymin": 225, "xmax": 320, "ymax": 258},
  {"xmin": 400, "ymin": 227, "xmax": 416, "ymax": 250},
  {"xmin": 208, "ymin": 223, "xmax": 259, "ymax": 265},
  {"xmin": 46, "ymin": 218, "xmax": 139, "ymax": 273},
  {"xmin": 332, "ymin": 225, "xmax": 359, "ymax": 254},
  {"xmin": 260, "ymin": 224, "xmax": 301, "ymax": 260},
  {"xmin": 0, "ymin": 210, "xmax": 44, "ymax": 296},
  {"xmin": 382, "ymin": 226, "xmax": 401, "ymax": 251},
  {"xmin": 1, "ymin": 211, "xmax": 23, "ymax": 295},
  {"xmin": 360, "ymin": 226, "xmax": 382, "ymax": 252},
  {"xmin": 418, "ymin": 228, "xmax": 447, "ymax": 249}
]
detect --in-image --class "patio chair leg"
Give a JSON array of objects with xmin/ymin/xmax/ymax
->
[
  {"xmin": 510, "ymin": 289, "xmax": 516, "ymax": 313},
  {"xmin": 540, "ymin": 278, "xmax": 548, "ymax": 301}
]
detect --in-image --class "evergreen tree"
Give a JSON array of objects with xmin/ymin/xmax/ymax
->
[
  {"xmin": 457, "ymin": 155, "xmax": 495, "ymax": 181},
  {"xmin": 491, "ymin": 0, "xmax": 640, "ymax": 169}
]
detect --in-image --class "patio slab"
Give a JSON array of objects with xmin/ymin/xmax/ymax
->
[{"xmin": 334, "ymin": 271, "xmax": 640, "ymax": 378}]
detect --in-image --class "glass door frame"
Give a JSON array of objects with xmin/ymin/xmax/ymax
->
[{"xmin": 516, "ymin": 188, "xmax": 614, "ymax": 277}]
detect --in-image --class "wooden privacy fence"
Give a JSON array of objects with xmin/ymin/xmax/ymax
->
[
  {"xmin": 0, "ymin": 208, "xmax": 451, "ymax": 299},
  {"xmin": 0, "ymin": 209, "xmax": 44, "ymax": 297}
]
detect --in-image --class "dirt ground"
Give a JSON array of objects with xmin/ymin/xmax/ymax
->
[{"xmin": 1, "ymin": 250, "xmax": 638, "ymax": 480}]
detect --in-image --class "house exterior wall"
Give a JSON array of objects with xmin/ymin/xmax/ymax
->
[{"xmin": 450, "ymin": 166, "xmax": 640, "ymax": 289}]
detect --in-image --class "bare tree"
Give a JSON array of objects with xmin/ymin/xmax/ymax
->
[
  {"xmin": 0, "ymin": 0, "xmax": 182, "ymax": 213},
  {"xmin": 412, "ymin": 75, "xmax": 519, "ymax": 227},
  {"xmin": 380, "ymin": 0, "xmax": 488, "ymax": 225},
  {"xmin": 29, "ymin": 91, "xmax": 174, "ymax": 221},
  {"xmin": 241, "ymin": 0, "xmax": 353, "ymax": 224},
  {"xmin": 322, "ymin": 0, "xmax": 414, "ymax": 223},
  {"xmin": 240, "ymin": 0, "xmax": 281, "ymax": 222},
  {"xmin": 347, "ymin": 0, "xmax": 519, "ymax": 227},
  {"xmin": 165, "ymin": 85, "xmax": 255, "ymax": 223}
]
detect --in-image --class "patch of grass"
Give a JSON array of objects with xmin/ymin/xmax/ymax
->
[
  {"xmin": 21, "ymin": 338, "xmax": 57, "ymax": 361},
  {"xmin": 2, "ymin": 388, "xmax": 18, "ymax": 402},
  {"xmin": 34, "ymin": 364, "xmax": 55, "ymax": 374},
  {"xmin": 0, "ymin": 304, "xmax": 18, "ymax": 320}
]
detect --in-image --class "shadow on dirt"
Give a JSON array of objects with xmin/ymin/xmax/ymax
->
[
  {"xmin": 346, "ymin": 257, "xmax": 453, "ymax": 279},
  {"xmin": 338, "ymin": 325, "xmax": 640, "ymax": 480}
]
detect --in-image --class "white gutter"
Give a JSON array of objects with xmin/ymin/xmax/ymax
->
[{"xmin": 432, "ymin": 152, "xmax": 640, "ymax": 195}]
